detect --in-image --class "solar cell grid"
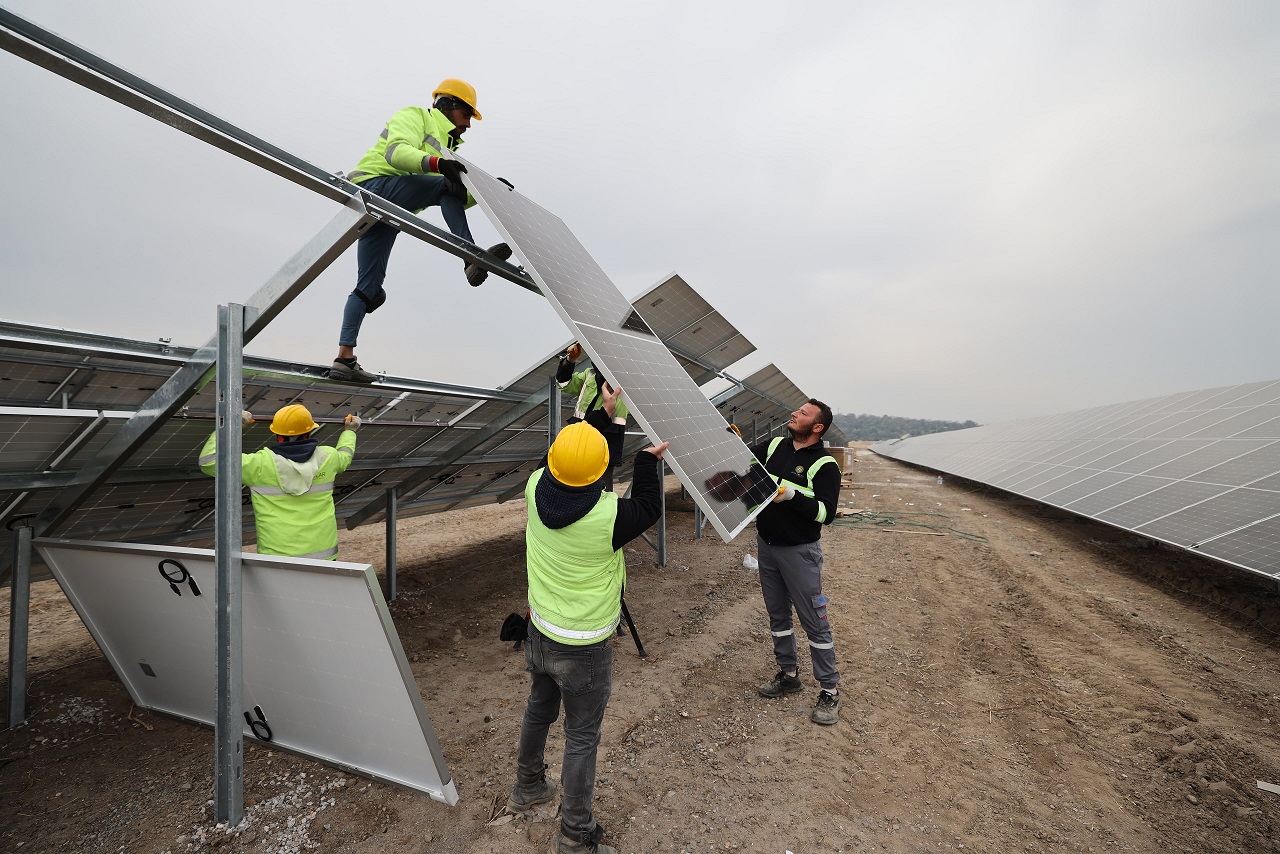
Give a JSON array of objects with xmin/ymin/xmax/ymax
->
[
  {"xmin": 871, "ymin": 380, "xmax": 1280, "ymax": 579},
  {"xmin": 1064, "ymin": 475, "xmax": 1167, "ymax": 515},
  {"xmin": 1184, "ymin": 443, "xmax": 1280, "ymax": 487},
  {"xmin": 1039, "ymin": 470, "xmax": 1133, "ymax": 505},
  {"xmin": 1211, "ymin": 380, "xmax": 1280, "ymax": 409},
  {"xmin": 1020, "ymin": 468, "xmax": 1110, "ymax": 500},
  {"xmin": 1094, "ymin": 480, "xmax": 1229, "ymax": 530},
  {"xmin": 0, "ymin": 411, "xmax": 96, "ymax": 473},
  {"xmin": 1138, "ymin": 487, "xmax": 1279, "ymax": 546},
  {"xmin": 1190, "ymin": 404, "xmax": 1280, "ymax": 439},
  {"xmin": 992, "ymin": 462, "xmax": 1058, "ymax": 491},
  {"xmin": 1197, "ymin": 515, "xmax": 1280, "ymax": 574},
  {"xmin": 1108, "ymin": 441, "xmax": 1188, "ymax": 474},
  {"xmin": 1136, "ymin": 439, "xmax": 1246, "ymax": 480}
]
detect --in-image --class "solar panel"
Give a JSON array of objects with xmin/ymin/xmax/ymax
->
[
  {"xmin": 35, "ymin": 538, "xmax": 457, "ymax": 803},
  {"xmin": 459, "ymin": 157, "xmax": 777, "ymax": 540},
  {"xmin": 629, "ymin": 274, "xmax": 756, "ymax": 372},
  {"xmin": 872, "ymin": 379, "xmax": 1280, "ymax": 578}
]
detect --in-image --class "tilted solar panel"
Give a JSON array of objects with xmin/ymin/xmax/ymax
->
[
  {"xmin": 459, "ymin": 157, "xmax": 776, "ymax": 539},
  {"xmin": 872, "ymin": 379, "xmax": 1280, "ymax": 578}
]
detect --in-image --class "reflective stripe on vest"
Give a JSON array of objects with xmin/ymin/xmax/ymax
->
[
  {"xmin": 529, "ymin": 605, "xmax": 617, "ymax": 641},
  {"xmin": 294, "ymin": 545, "xmax": 339, "ymax": 560},
  {"xmin": 766, "ymin": 437, "xmax": 838, "ymax": 523},
  {"xmin": 250, "ymin": 481, "xmax": 335, "ymax": 496}
]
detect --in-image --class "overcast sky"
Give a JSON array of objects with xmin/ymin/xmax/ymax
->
[{"xmin": 1, "ymin": 1, "xmax": 1276, "ymax": 425}]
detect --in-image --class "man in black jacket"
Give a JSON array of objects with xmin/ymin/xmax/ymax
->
[{"xmin": 751, "ymin": 399, "xmax": 844, "ymax": 725}]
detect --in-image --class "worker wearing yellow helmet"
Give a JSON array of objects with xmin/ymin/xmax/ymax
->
[
  {"xmin": 198, "ymin": 404, "xmax": 361, "ymax": 559},
  {"xmin": 332, "ymin": 78, "xmax": 511, "ymax": 384},
  {"xmin": 509, "ymin": 402, "xmax": 669, "ymax": 854}
]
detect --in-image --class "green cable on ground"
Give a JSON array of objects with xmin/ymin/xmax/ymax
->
[{"xmin": 833, "ymin": 510, "xmax": 987, "ymax": 543}]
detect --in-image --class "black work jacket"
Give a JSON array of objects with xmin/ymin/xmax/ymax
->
[{"xmin": 750, "ymin": 438, "xmax": 841, "ymax": 546}]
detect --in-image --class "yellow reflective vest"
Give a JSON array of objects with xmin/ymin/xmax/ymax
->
[
  {"xmin": 524, "ymin": 469, "xmax": 624, "ymax": 645},
  {"xmin": 198, "ymin": 429, "xmax": 357, "ymax": 559}
]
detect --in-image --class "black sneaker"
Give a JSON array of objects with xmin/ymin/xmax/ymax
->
[
  {"xmin": 758, "ymin": 671, "xmax": 803, "ymax": 698},
  {"xmin": 811, "ymin": 689, "xmax": 842, "ymax": 725},
  {"xmin": 464, "ymin": 243, "xmax": 513, "ymax": 287},
  {"xmin": 329, "ymin": 358, "xmax": 377, "ymax": 383}
]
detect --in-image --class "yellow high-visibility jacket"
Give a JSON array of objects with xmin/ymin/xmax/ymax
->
[
  {"xmin": 198, "ymin": 430, "xmax": 357, "ymax": 559},
  {"xmin": 347, "ymin": 105, "xmax": 475, "ymax": 208}
]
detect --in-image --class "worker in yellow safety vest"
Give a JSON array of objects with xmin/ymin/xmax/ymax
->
[
  {"xmin": 556, "ymin": 342, "xmax": 630, "ymax": 491},
  {"xmin": 198, "ymin": 403, "xmax": 360, "ymax": 560},
  {"xmin": 507, "ymin": 417, "xmax": 669, "ymax": 854}
]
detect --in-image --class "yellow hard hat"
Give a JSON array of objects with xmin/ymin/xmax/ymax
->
[
  {"xmin": 547, "ymin": 422, "xmax": 609, "ymax": 487},
  {"xmin": 269, "ymin": 403, "xmax": 319, "ymax": 437},
  {"xmin": 433, "ymin": 78, "xmax": 482, "ymax": 120}
]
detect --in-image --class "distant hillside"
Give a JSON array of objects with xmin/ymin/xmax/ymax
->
[{"xmin": 834, "ymin": 412, "xmax": 979, "ymax": 442}]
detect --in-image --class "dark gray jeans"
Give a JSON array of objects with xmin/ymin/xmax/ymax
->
[
  {"xmin": 515, "ymin": 623, "xmax": 613, "ymax": 840},
  {"xmin": 758, "ymin": 536, "xmax": 840, "ymax": 690}
]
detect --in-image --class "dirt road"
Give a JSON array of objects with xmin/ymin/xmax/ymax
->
[{"xmin": 4, "ymin": 448, "xmax": 1280, "ymax": 853}]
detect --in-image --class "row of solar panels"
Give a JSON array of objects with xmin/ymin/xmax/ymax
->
[
  {"xmin": 871, "ymin": 379, "xmax": 1280, "ymax": 579},
  {"xmin": 0, "ymin": 274, "xmax": 837, "ymax": 577}
]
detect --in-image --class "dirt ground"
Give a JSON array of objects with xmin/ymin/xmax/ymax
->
[{"xmin": 5, "ymin": 445, "xmax": 1280, "ymax": 853}]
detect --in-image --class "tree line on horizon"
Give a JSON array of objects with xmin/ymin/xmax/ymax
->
[{"xmin": 833, "ymin": 412, "xmax": 979, "ymax": 442}]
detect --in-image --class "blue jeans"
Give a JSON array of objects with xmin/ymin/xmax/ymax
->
[
  {"xmin": 515, "ymin": 623, "xmax": 613, "ymax": 840},
  {"xmin": 338, "ymin": 175, "xmax": 474, "ymax": 347}
]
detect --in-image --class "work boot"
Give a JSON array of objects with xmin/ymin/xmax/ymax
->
[
  {"xmin": 464, "ymin": 243, "xmax": 513, "ymax": 287},
  {"xmin": 811, "ymin": 689, "xmax": 842, "ymax": 725},
  {"xmin": 329, "ymin": 358, "xmax": 377, "ymax": 384},
  {"xmin": 507, "ymin": 773, "xmax": 557, "ymax": 812},
  {"xmin": 758, "ymin": 670, "xmax": 803, "ymax": 698},
  {"xmin": 548, "ymin": 823, "xmax": 615, "ymax": 854}
]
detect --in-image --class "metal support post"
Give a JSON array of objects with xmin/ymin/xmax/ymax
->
[
  {"xmin": 7, "ymin": 520, "xmax": 33, "ymax": 726},
  {"xmin": 693, "ymin": 505, "xmax": 704, "ymax": 540},
  {"xmin": 384, "ymin": 487, "xmax": 397, "ymax": 602},
  {"xmin": 214, "ymin": 304, "xmax": 245, "ymax": 827},
  {"xmin": 547, "ymin": 377, "xmax": 562, "ymax": 441},
  {"xmin": 655, "ymin": 460, "xmax": 667, "ymax": 566}
]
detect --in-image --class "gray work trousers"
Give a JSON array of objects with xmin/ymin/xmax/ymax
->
[{"xmin": 757, "ymin": 536, "xmax": 840, "ymax": 690}]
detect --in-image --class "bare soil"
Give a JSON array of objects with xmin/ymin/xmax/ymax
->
[{"xmin": 5, "ymin": 446, "xmax": 1280, "ymax": 853}]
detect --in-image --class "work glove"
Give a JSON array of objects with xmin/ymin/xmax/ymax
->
[
  {"xmin": 242, "ymin": 410, "xmax": 255, "ymax": 427},
  {"xmin": 773, "ymin": 483, "xmax": 797, "ymax": 502},
  {"xmin": 565, "ymin": 342, "xmax": 583, "ymax": 362},
  {"xmin": 442, "ymin": 177, "xmax": 468, "ymax": 201},
  {"xmin": 497, "ymin": 177, "xmax": 515, "ymax": 190},
  {"xmin": 437, "ymin": 159, "xmax": 467, "ymax": 183},
  {"xmin": 727, "ymin": 423, "xmax": 742, "ymax": 439},
  {"xmin": 500, "ymin": 612, "xmax": 528, "ymax": 650},
  {"xmin": 343, "ymin": 414, "xmax": 362, "ymax": 432}
]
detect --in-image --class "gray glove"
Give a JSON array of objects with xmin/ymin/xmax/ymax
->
[
  {"xmin": 242, "ymin": 410, "xmax": 255, "ymax": 427},
  {"xmin": 343, "ymin": 414, "xmax": 362, "ymax": 432}
]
